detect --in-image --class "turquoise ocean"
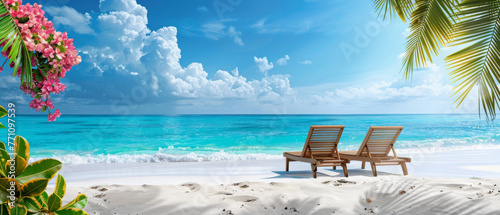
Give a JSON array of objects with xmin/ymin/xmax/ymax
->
[{"xmin": 3, "ymin": 114, "xmax": 499, "ymax": 164}]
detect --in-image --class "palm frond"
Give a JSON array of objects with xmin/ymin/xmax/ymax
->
[
  {"xmin": 373, "ymin": 0, "xmax": 415, "ymax": 23},
  {"xmin": 402, "ymin": 0, "xmax": 457, "ymax": 80},
  {"xmin": 0, "ymin": 1, "xmax": 32, "ymax": 86},
  {"xmin": 446, "ymin": 0, "xmax": 500, "ymax": 120}
]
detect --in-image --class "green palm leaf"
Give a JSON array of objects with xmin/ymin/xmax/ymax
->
[
  {"xmin": 402, "ymin": 0, "xmax": 458, "ymax": 80},
  {"xmin": 0, "ymin": 1, "xmax": 33, "ymax": 86},
  {"xmin": 373, "ymin": 0, "xmax": 414, "ymax": 23},
  {"xmin": 446, "ymin": 0, "xmax": 500, "ymax": 120}
]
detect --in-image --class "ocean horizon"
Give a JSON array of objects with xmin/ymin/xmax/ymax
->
[{"xmin": 5, "ymin": 114, "xmax": 497, "ymax": 164}]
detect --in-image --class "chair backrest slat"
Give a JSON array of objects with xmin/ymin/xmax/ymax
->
[
  {"xmin": 301, "ymin": 125, "xmax": 345, "ymax": 158},
  {"xmin": 356, "ymin": 126, "xmax": 404, "ymax": 157}
]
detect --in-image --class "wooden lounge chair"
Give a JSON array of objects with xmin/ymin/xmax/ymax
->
[
  {"xmin": 339, "ymin": 126, "xmax": 411, "ymax": 177},
  {"xmin": 283, "ymin": 125, "xmax": 349, "ymax": 178}
]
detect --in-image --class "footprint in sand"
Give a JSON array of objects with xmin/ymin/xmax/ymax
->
[
  {"xmin": 216, "ymin": 191, "xmax": 233, "ymax": 196},
  {"xmin": 227, "ymin": 195, "xmax": 259, "ymax": 203},
  {"xmin": 181, "ymin": 183, "xmax": 201, "ymax": 191}
]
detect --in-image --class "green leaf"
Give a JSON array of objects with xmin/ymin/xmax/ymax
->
[
  {"xmin": 15, "ymin": 159, "xmax": 62, "ymax": 184},
  {"xmin": 34, "ymin": 192, "xmax": 48, "ymax": 208},
  {"xmin": 0, "ymin": 178, "xmax": 12, "ymax": 203},
  {"xmin": 13, "ymin": 136, "xmax": 29, "ymax": 163},
  {"xmin": 21, "ymin": 197, "xmax": 42, "ymax": 212},
  {"xmin": 0, "ymin": 142, "xmax": 6, "ymax": 151},
  {"xmin": 0, "ymin": 149, "xmax": 10, "ymax": 177},
  {"xmin": 402, "ymin": 0, "xmax": 458, "ymax": 80},
  {"xmin": 445, "ymin": 0, "xmax": 500, "ymax": 120},
  {"xmin": 20, "ymin": 179, "xmax": 49, "ymax": 197},
  {"xmin": 373, "ymin": 0, "xmax": 414, "ymax": 23},
  {"xmin": 5, "ymin": 156, "xmax": 27, "ymax": 177},
  {"xmin": 0, "ymin": 106, "xmax": 6, "ymax": 118},
  {"xmin": 60, "ymin": 194, "xmax": 87, "ymax": 210},
  {"xmin": 0, "ymin": 1, "xmax": 33, "ymax": 86},
  {"xmin": 0, "ymin": 178, "xmax": 20, "ymax": 202},
  {"xmin": 0, "ymin": 204, "xmax": 7, "ymax": 215},
  {"xmin": 7, "ymin": 204, "xmax": 27, "ymax": 215},
  {"xmin": 0, "ymin": 124, "xmax": 5, "ymax": 129},
  {"xmin": 54, "ymin": 208, "xmax": 89, "ymax": 215},
  {"xmin": 46, "ymin": 194, "xmax": 62, "ymax": 212},
  {"xmin": 54, "ymin": 175, "xmax": 66, "ymax": 198}
]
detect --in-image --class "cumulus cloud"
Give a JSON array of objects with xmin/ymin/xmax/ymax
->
[
  {"xmin": 277, "ymin": 55, "xmax": 290, "ymax": 66},
  {"xmin": 299, "ymin": 60, "xmax": 312, "ymax": 65},
  {"xmin": 254, "ymin": 56, "xmax": 274, "ymax": 74},
  {"xmin": 45, "ymin": 6, "xmax": 94, "ymax": 34},
  {"xmin": 76, "ymin": 0, "xmax": 293, "ymax": 106}
]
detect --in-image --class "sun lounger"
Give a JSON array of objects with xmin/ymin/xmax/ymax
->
[
  {"xmin": 283, "ymin": 125, "xmax": 349, "ymax": 178},
  {"xmin": 339, "ymin": 126, "xmax": 411, "ymax": 176}
]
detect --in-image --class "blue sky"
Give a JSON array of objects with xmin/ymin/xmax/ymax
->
[{"xmin": 0, "ymin": 0, "xmax": 478, "ymax": 115}]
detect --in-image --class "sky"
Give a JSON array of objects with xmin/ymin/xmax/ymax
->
[{"xmin": 0, "ymin": 0, "xmax": 479, "ymax": 115}]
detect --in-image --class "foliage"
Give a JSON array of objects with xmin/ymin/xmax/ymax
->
[
  {"xmin": 0, "ymin": 0, "xmax": 81, "ymax": 121},
  {"xmin": 0, "ymin": 136, "xmax": 89, "ymax": 215},
  {"xmin": 373, "ymin": 0, "xmax": 500, "ymax": 120},
  {"xmin": 0, "ymin": 105, "xmax": 6, "ymax": 128}
]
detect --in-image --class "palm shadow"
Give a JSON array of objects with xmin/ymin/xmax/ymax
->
[{"xmin": 355, "ymin": 178, "xmax": 500, "ymax": 215}]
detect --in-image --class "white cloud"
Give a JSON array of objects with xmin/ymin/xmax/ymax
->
[
  {"xmin": 402, "ymin": 28, "xmax": 411, "ymax": 37},
  {"xmin": 309, "ymin": 68, "xmax": 453, "ymax": 108},
  {"xmin": 0, "ymin": 94, "xmax": 27, "ymax": 104},
  {"xmin": 45, "ymin": 6, "xmax": 94, "ymax": 34},
  {"xmin": 426, "ymin": 62, "xmax": 440, "ymax": 72},
  {"xmin": 80, "ymin": 0, "xmax": 293, "ymax": 104},
  {"xmin": 228, "ymin": 26, "xmax": 244, "ymax": 46},
  {"xmin": 201, "ymin": 21, "xmax": 244, "ymax": 46},
  {"xmin": 254, "ymin": 56, "xmax": 274, "ymax": 74},
  {"xmin": 277, "ymin": 55, "xmax": 290, "ymax": 66},
  {"xmin": 299, "ymin": 60, "xmax": 312, "ymax": 65},
  {"xmin": 201, "ymin": 21, "xmax": 226, "ymax": 40},
  {"xmin": 398, "ymin": 52, "xmax": 406, "ymax": 59},
  {"xmin": 0, "ymin": 76, "xmax": 18, "ymax": 89}
]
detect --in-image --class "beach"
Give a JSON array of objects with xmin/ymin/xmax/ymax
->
[{"xmin": 56, "ymin": 149, "xmax": 500, "ymax": 215}]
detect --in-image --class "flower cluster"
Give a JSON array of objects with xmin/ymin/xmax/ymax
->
[{"xmin": 1, "ymin": 0, "xmax": 80, "ymax": 121}]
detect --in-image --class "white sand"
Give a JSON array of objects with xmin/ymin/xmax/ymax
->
[{"xmin": 55, "ymin": 149, "xmax": 500, "ymax": 214}]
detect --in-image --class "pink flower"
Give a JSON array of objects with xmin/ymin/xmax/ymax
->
[
  {"xmin": 30, "ymin": 56, "xmax": 37, "ymax": 67},
  {"xmin": 48, "ymin": 109, "xmax": 61, "ymax": 121},
  {"xmin": 45, "ymin": 99, "xmax": 54, "ymax": 109},
  {"xmin": 2, "ymin": 0, "xmax": 80, "ymax": 121}
]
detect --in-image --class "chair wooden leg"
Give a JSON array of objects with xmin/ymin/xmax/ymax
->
[
  {"xmin": 286, "ymin": 158, "xmax": 290, "ymax": 172},
  {"xmin": 342, "ymin": 163, "xmax": 348, "ymax": 177},
  {"xmin": 370, "ymin": 162, "xmax": 377, "ymax": 177},
  {"xmin": 361, "ymin": 161, "xmax": 366, "ymax": 169},
  {"xmin": 400, "ymin": 162, "xmax": 408, "ymax": 175},
  {"xmin": 311, "ymin": 164, "xmax": 317, "ymax": 178},
  {"xmin": 333, "ymin": 165, "xmax": 336, "ymax": 170}
]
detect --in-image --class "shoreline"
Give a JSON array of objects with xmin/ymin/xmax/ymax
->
[
  {"xmin": 33, "ymin": 144, "xmax": 500, "ymax": 165},
  {"xmin": 58, "ymin": 148, "xmax": 500, "ymax": 186}
]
